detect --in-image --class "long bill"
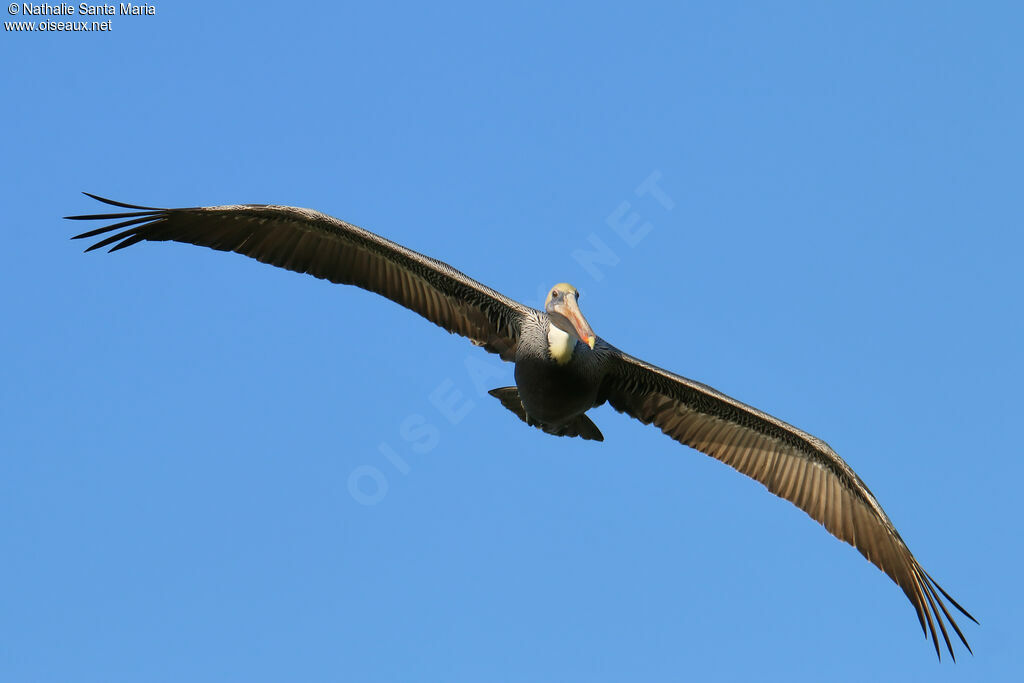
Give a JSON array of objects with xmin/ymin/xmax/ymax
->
[{"xmin": 554, "ymin": 295, "xmax": 596, "ymax": 349}]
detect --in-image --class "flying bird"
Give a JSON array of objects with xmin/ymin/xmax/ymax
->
[{"xmin": 69, "ymin": 193, "xmax": 975, "ymax": 659}]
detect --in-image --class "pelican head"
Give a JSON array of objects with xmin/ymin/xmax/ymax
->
[{"xmin": 544, "ymin": 282, "xmax": 596, "ymax": 351}]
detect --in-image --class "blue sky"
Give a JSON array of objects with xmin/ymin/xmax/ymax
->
[{"xmin": 2, "ymin": 2, "xmax": 1022, "ymax": 681}]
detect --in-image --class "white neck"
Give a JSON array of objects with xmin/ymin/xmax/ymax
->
[{"xmin": 547, "ymin": 322, "xmax": 575, "ymax": 365}]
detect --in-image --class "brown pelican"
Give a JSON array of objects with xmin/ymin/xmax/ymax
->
[{"xmin": 69, "ymin": 193, "xmax": 975, "ymax": 659}]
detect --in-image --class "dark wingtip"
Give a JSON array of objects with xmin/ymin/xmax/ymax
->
[
  {"xmin": 80, "ymin": 192, "xmax": 163, "ymax": 211},
  {"xmin": 67, "ymin": 193, "xmax": 163, "ymax": 222},
  {"xmin": 929, "ymin": 572, "xmax": 979, "ymax": 625},
  {"xmin": 70, "ymin": 216, "xmax": 159, "ymax": 248},
  {"xmin": 108, "ymin": 233, "xmax": 147, "ymax": 252}
]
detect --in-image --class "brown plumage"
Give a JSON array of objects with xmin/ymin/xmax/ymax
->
[{"xmin": 70, "ymin": 193, "xmax": 975, "ymax": 659}]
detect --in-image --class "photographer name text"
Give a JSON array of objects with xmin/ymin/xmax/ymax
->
[{"xmin": 15, "ymin": 3, "xmax": 155, "ymax": 16}]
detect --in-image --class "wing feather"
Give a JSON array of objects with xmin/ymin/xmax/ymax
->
[
  {"xmin": 599, "ymin": 348, "xmax": 975, "ymax": 659},
  {"xmin": 69, "ymin": 194, "xmax": 532, "ymax": 359}
]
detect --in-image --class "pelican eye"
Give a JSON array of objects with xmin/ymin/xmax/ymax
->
[{"xmin": 551, "ymin": 290, "xmax": 558, "ymax": 299}]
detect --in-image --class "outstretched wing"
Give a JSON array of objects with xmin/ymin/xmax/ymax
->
[
  {"xmin": 599, "ymin": 347, "xmax": 975, "ymax": 659},
  {"xmin": 69, "ymin": 194, "xmax": 532, "ymax": 359}
]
